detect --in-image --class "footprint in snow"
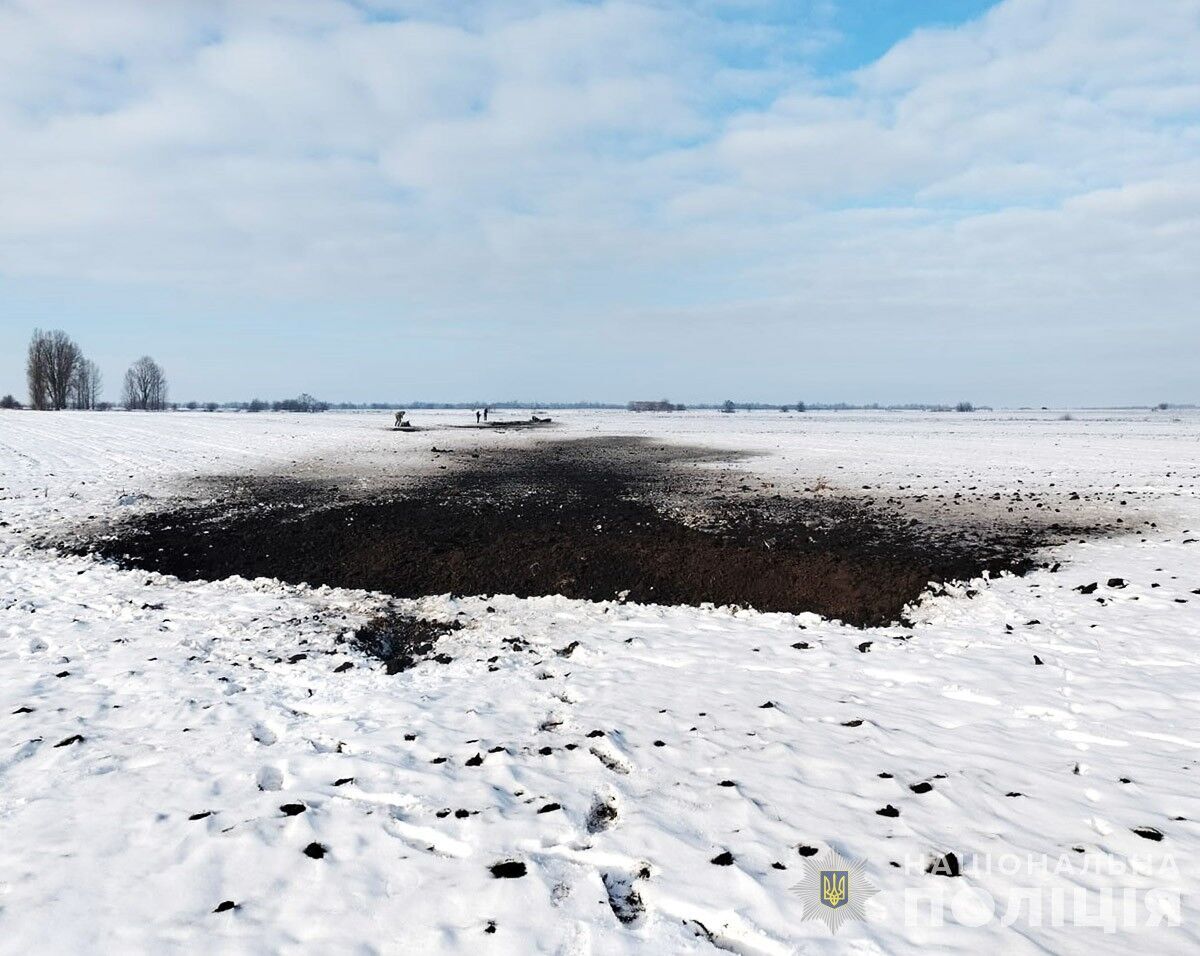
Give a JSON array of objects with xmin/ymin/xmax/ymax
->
[
  {"xmin": 12, "ymin": 738, "xmax": 43, "ymax": 760},
  {"xmin": 257, "ymin": 766, "xmax": 284, "ymax": 791},
  {"xmin": 251, "ymin": 723, "xmax": 277, "ymax": 746},
  {"xmin": 589, "ymin": 741, "xmax": 631, "ymax": 774},
  {"xmin": 586, "ymin": 790, "xmax": 619, "ymax": 833},
  {"xmin": 602, "ymin": 867, "xmax": 649, "ymax": 925}
]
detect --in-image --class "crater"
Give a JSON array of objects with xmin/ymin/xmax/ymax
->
[{"xmin": 69, "ymin": 437, "xmax": 1109, "ymax": 627}]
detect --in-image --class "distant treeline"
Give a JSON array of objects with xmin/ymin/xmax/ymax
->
[
  {"xmin": 164, "ymin": 399, "xmax": 625, "ymax": 412},
  {"xmin": 710, "ymin": 401, "xmax": 991, "ymax": 412},
  {"xmin": 7, "ymin": 386, "xmax": 1192, "ymax": 414}
]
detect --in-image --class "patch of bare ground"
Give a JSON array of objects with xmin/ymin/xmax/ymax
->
[{"xmin": 70, "ymin": 438, "xmax": 1113, "ymax": 627}]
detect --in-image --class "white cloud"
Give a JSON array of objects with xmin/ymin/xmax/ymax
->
[{"xmin": 0, "ymin": 0, "xmax": 1197, "ymax": 402}]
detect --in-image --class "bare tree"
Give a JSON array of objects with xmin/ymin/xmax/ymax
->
[
  {"xmin": 122, "ymin": 356, "xmax": 168, "ymax": 411},
  {"xmin": 70, "ymin": 359, "xmax": 103, "ymax": 410},
  {"xmin": 26, "ymin": 329, "xmax": 83, "ymax": 410}
]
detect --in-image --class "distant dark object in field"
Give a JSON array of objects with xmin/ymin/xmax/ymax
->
[
  {"xmin": 489, "ymin": 860, "xmax": 527, "ymax": 878},
  {"xmin": 303, "ymin": 842, "xmax": 327, "ymax": 859},
  {"xmin": 955, "ymin": 401, "xmax": 975, "ymax": 413},
  {"xmin": 1131, "ymin": 826, "xmax": 1163, "ymax": 841},
  {"xmin": 446, "ymin": 416, "xmax": 553, "ymax": 430}
]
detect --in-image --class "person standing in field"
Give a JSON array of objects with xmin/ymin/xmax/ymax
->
[
  {"xmin": 475, "ymin": 409, "xmax": 481, "ymax": 423},
  {"xmin": 483, "ymin": 407, "xmax": 489, "ymax": 421}
]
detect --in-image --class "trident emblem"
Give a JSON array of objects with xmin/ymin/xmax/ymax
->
[
  {"xmin": 820, "ymin": 870, "xmax": 848, "ymax": 908},
  {"xmin": 794, "ymin": 850, "xmax": 877, "ymax": 932}
]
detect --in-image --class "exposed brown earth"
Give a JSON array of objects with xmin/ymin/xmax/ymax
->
[{"xmin": 72, "ymin": 437, "xmax": 1111, "ymax": 627}]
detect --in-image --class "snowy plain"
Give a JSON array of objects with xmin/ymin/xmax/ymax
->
[{"xmin": 1, "ymin": 408, "xmax": 1198, "ymax": 954}]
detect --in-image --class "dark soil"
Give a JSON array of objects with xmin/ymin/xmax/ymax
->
[
  {"xmin": 353, "ymin": 615, "xmax": 462, "ymax": 673},
  {"xmin": 73, "ymin": 437, "xmax": 1102, "ymax": 627}
]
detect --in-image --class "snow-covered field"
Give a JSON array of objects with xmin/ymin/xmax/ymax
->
[{"xmin": 2, "ymin": 408, "xmax": 1198, "ymax": 954}]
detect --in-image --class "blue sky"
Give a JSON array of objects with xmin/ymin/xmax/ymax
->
[
  {"xmin": 1, "ymin": 0, "xmax": 1198, "ymax": 406},
  {"xmin": 822, "ymin": 0, "xmax": 997, "ymax": 70}
]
